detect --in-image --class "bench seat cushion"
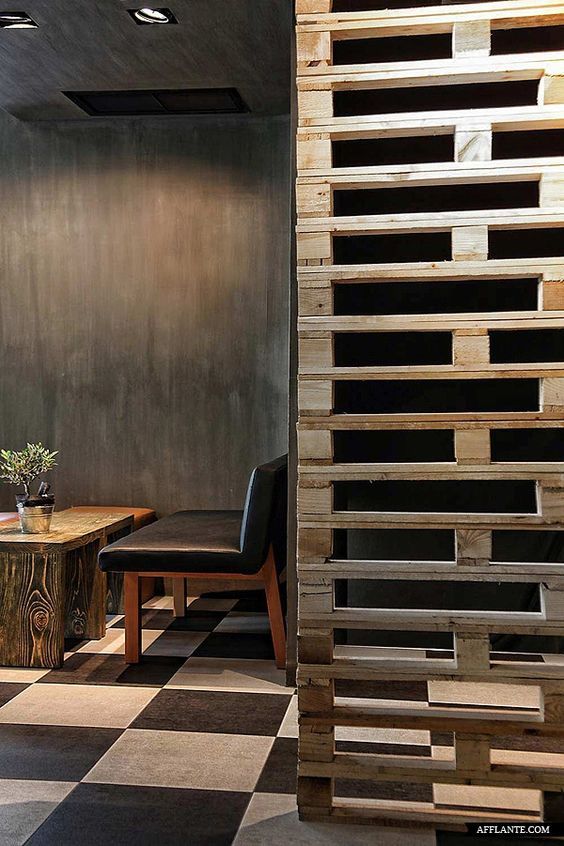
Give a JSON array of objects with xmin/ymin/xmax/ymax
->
[{"xmin": 99, "ymin": 510, "xmax": 247, "ymax": 574}]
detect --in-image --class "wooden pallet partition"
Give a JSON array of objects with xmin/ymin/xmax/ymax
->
[{"xmin": 296, "ymin": 0, "xmax": 564, "ymax": 829}]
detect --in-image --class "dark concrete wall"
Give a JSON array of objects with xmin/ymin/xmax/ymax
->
[{"xmin": 0, "ymin": 112, "xmax": 291, "ymax": 514}]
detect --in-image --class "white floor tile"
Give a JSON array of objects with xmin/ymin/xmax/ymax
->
[
  {"xmin": 84, "ymin": 728, "xmax": 273, "ymax": 792},
  {"xmin": 0, "ymin": 683, "xmax": 158, "ymax": 728},
  {"xmin": 428, "ymin": 681, "xmax": 540, "ymax": 709},
  {"xmin": 167, "ymin": 657, "xmax": 290, "ymax": 694},
  {"xmin": 233, "ymin": 794, "xmax": 435, "ymax": 846},
  {"xmin": 433, "ymin": 783, "xmax": 541, "ymax": 813},
  {"xmin": 0, "ymin": 668, "xmax": 50, "ymax": 683},
  {"xmin": 77, "ymin": 628, "xmax": 163, "ymax": 655}
]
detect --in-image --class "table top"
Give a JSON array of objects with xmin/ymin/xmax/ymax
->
[{"xmin": 0, "ymin": 508, "xmax": 134, "ymax": 552}]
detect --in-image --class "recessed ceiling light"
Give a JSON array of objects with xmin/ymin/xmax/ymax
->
[
  {"xmin": 128, "ymin": 7, "xmax": 177, "ymax": 25},
  {"xmin": 0, "ymin": 11, "xmax": 37, "ymax": 28}
]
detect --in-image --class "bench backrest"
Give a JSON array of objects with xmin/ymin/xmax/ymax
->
[{"xmin": 239, "ymin": 455, "xmax": 288, "ymax": 568}]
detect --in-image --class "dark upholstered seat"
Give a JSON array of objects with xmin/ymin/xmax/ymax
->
[
  {"xmin": 99, "ymin": 510, "xmax": 244, "ymax": 573},
  {"xmin": 98, "ymin": 455, "xmax": 288, "ymax": 667},
  {"xmin": 99, "ymin": 455, "xmax": 287, "ymax": 575}
]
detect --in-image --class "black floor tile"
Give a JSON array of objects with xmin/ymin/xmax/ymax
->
[
  {"xmin": 491, "ymin": 735, "xmax": 564, "ymax": 753},
  {"xmin": 112, "ymin": 608, "xmax": 227, "ymax": 632},
  {"xmin": 112, "ymin": 609, "xmax": 171, "ymax": 630},
  {"xmin": 132, "ymin": 688, "xmax": 292, "ymax": 736},
  {"xmin": 491, "ymin": 651, "xmax": 544, "ymax": 663},
  {"xmin": 192, "ymin": 632, "xmax": 275, "ymax": 660},
  {"xmin": 256, "ymin": 737, "xmax": 297, "ymax": 794},
  {"xmin": 64, "ymin": 637, "xmax": 89, "ymax": 652},
  {"xmin": 333, "ymin": 740, "xmax": 433, "ymax": 803},
  {"xmin": 38, "ymin": 652, "xmax": 184, "ymax": 687},
  {"xmin": 333, "ymin": 739, "xmax": 433, "ymax": 803},
  {"xmin": 425, "ymin": 650, "xmax": 453, "ymax": 660},
  {"xmin": 545, "ymin": 790, "xmax": 564, "ymax": 823},
  {"xmin": 431, "ymin": 732, "xmax": 453, "ymax": 746},
  {"xmin": 336, "ymin": 739, "xmax": 431, "ymax": 757},
  {"xmin": 336, "ymin": 778, "xmax": 433, "ymax": 802},
  {"xmin": 0, "ymin": 682, "xmax": 28, "ymax": 706},
  {"xmin": 0, "ymin": 724, "xmax": 122, "ymax": 781},
  {"xmin": 168, "ymin": 611, "xmax": 227, "ymax": 632},
  {"xmin": 335, "ymin": 679, "xmax": 428, "ymax": 701},
  {"xmin": 232, "ymin": 593, "xmax": 269, "ymax": 612},
  {"xmin": 26, "ymin": 783, "xmax": 250, "ymax": 846},
  {"xmin": 231, "ymin": 591, "xmax": 287, "ymax": 615}
]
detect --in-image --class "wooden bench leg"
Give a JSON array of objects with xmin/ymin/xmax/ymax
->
[
  {"xmin": 173, "ymin": 577, "xmax": 187, "ymax": 617},
  {"xmin": 262, "ymin": 546, "xmax": 286, "ymax": 670},
  {"xmin": 124, "ymin": 572, "xmax": 142, "ymax": 664}
]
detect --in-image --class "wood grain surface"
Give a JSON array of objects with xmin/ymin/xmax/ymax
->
[
  {"xmin": 0, "ymin": 509, "xmax": 133, "ymax": 666},
  {"xmin": 0, "ymin": 510, "xmax": 133, "ymax": 551},
  {"xmin": 0, "ymin": 551, "xmax": 64, "ymax": 668}
]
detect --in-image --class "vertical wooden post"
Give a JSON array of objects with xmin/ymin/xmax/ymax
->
[
  {"xmin": 455, "ymin": 430, "xmax": 491, "ymax": 465},
  {"xmin": 298, "ymin": 627, "xmax": 335, "ymax": 818},
  {"xmin": 452, "ymin": 21, "xmax": 491, "ymax": 57},
  {"xmin": 452, "ymin": 330, "xmax": 490, "ymax": 366},
  {"xmin": 454, "ymin": 123, "xmax": 492, "ymax": 162},
  {"xmin": 452, "ymin": 225, "xmax": 488, "ymax": 261},
  {"xmin": 456, "ymin": 529, "xmax": 492, "ymax": 566}
]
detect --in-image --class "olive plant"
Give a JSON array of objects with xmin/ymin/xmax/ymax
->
[{"xmin": 0, "ymin": 443, "xmax": 58, "ymax": 499}]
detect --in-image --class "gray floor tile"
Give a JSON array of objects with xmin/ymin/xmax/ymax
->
[
  {"xmin": 84, "ymin": 728, "xmax": 273, "ymax": 792},
  {"xmin": 0, "ymin": 779, "xmax": 75, "ymax": 846}
]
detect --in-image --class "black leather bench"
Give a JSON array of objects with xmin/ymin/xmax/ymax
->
[{"xmin": 99, "ymin": 455, "xmax": 287, "ymax": 667}]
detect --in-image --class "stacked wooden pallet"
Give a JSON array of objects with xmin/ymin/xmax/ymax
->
[{"xmin": 296, "ymin": 0, "xmax": 564, "ymax": 828}]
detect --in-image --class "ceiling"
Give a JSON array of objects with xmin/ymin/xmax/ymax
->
[{"xmin": 0, "ymin": 0, "xmax": 292, "ymax": 120}]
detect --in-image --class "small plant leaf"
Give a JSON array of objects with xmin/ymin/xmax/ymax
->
[{"xmin": 0, "ymin": 443, "xmax": 58, "ymax": 493}]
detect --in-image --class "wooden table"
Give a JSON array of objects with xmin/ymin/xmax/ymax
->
[{"xmin": 0, "ymin": 509, "xmax": 133, "ymax": 668}]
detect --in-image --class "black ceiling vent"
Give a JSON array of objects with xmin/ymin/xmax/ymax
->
[{"xmin": 63, "ymin": 88, "xmax": 249, "ymax": 116}]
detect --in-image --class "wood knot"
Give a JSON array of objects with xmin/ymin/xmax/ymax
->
[
  {"xmin": 70, "ymin": 608, "xmax": 87, "ymax": 637},
  {"xmin": 32, "ymin": 608, "xmax": 50, "ymax": 632}
]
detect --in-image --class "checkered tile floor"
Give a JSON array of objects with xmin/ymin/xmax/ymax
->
[{"xmin": 0, "ymin": 593, "xmax": 560, "ymax": 845}]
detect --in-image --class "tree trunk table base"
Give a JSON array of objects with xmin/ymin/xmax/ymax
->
[{"xmin": 0, "ymin": 510, "xmax": 133, "ymax": 668}]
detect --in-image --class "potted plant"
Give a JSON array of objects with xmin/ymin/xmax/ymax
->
[{"xmin": 0, "ymin": 443, "xmax": 58, "ymax": 533}]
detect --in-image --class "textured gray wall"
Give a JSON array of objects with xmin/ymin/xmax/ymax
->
[{"xmin": 0, "ymin": 112, "xmax": 290, "ymax": 514}]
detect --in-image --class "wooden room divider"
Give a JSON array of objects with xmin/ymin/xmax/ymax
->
[{"xmin": 296, "ymin": 0, "xmax": 564, "ymax": 828}]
